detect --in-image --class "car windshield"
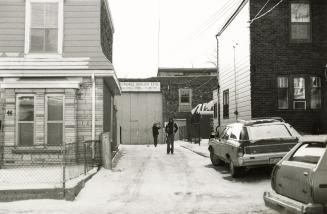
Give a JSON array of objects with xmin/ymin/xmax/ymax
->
[
  {"xmin": 248, "ymin": 124, "xmax": 292, "ymax": 140},
  {"xmin": 291, "ymin": 143, "xmax": 326, "ymax": 164}
]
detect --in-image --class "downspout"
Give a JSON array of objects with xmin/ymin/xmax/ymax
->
[
  {"xmin": 91, "ymin": 72, "xmax": 96, "ymax": 158},
  {"xmin": 215, "ymin": 34, "xmax": 221, "ymax": 128}
]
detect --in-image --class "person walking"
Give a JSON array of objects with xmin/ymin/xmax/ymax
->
[
  {"xmin": 152, "ymin": 123, "xmax": 160, "ymax": 147},
  {"xmin": 165, "ymin": 118, "xmax": 178, "ymax": 154}
]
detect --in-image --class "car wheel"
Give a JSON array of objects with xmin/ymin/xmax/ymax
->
[
  {"xmin": 210, "ymin": 149, "xmax": 221, "ymax": 166},
  {"xmin": 229, "ymin": 161, "xmax": 242, "ymax": 178}
]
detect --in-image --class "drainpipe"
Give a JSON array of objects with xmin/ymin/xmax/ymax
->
[{"xmin": 91, "ymin": 72, "xmax": 96, "ymax": 158}]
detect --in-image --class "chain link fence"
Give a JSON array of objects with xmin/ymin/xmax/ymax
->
[{"xmin": 0, "ymin": 140, "xmax": 102, "ymax": 190}]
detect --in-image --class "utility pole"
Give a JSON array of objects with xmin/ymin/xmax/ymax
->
[{"xmin": 233, "ymin": 43, "xmax": 238, "ymax": 121}]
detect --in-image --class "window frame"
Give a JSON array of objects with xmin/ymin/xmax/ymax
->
[
  {"xmin": 45, "ymin": 94, "xmax": 65, "ymax": 146},
  {"xmin": 310, "ymin": 76, "xmax": 322, "ymax": 110},
  {"xmin": 289, "ymin": 1, "xmax": 312, "ymax": 43},
  {"xmin": 178, "ymin": 88, "xmax": 192, "ymax": 106},
  {"xmin": 223, "ymin": 89, "xmax": 229, "ymax": 119},
  {"xmin": 277, "ymin": 76, "xmax": 289, "ymax": 109},
  {"xmin": 293, "ymin": 76, "xmax": 306, "ymax": 110},
  {"xmin": 16, "ymin": 94, "xmax": 36, "ymax": 147},
  {"xmin": 24, "ymin": 0, "xmax": 64, "ymax": 57}
]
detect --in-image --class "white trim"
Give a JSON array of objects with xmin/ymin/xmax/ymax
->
[
  {"xmin": 24, "ymin": 0, "xmax": 64, "ymax": 55},
  {"xmin": 1, "ymin": 82, "xmax": 80, "ymax": 89},
  {"xmin": 45, "ymin": 94, "xmax": 65, "ymax": 146},
  {"xmin": 16, "ymin": 94, "xmax": 36, "ymax": 146}
]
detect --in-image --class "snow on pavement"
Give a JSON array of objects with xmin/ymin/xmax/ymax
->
[{"xmin": 0, "ymin": 144, "xmax": 277, "ymax": 214}]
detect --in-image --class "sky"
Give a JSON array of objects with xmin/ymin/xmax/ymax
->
[{"xmin": 109, "ymin": 0, "xmax": 240, "ymax": 78}]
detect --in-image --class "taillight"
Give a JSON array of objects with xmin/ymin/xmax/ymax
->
[{"xmin": 237, "ymin": 147, "xmax": 244, "ymax": 157}]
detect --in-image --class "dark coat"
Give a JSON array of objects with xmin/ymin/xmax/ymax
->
[
  {"xmin": 152, "ymin": 125, "xmax": 159, "ymax": 136},
  {"xmin": 165, "ymin": 121, "xmax": 178, "ymax": 135}
]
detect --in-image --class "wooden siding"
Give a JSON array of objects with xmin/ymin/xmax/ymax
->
[
  {"xmin": 0, "ymin": 0, "xmax": 113, "ymax": 70},
  {"xmin": 218, "ymin": 1, "xmax": 251, "ymax": 128}
]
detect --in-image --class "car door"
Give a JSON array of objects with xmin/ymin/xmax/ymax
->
[
  {"xmin": 275, "ymin": 143, "xmax": 321, "ymax": 203},
  {"xmin": 216, "ymin": 127, "xmax": 231, "ymax": 162},
  {"xmin": 311, "ymin": 144, "xmax": 327, "ymax": 204}
]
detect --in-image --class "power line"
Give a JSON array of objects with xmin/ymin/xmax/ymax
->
[
  {"xmin": 251, "ymin": 0, "xmax": 271, "ymax": 22},
  {"xmin": 249, "ymin": 0, "xmax": 284, "ymax": 24}
]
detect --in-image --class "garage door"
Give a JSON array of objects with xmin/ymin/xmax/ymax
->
[{"xmin": 116, "ymin": 92, "xmax": 163, "ymax": 145}]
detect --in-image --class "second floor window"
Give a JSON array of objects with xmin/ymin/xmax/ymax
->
[
  {"xmin": 25, "ymin": 0, "xmax": 63, "ymax": 55},
  {"xmin": 30, "ymin": 3, "xmax": 58, "ymax": 53},
  {"xmin": 290, "ymin": 2, "xmax": 311, "ymax": 42}
]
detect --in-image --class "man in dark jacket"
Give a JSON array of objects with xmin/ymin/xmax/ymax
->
[
  {"xmin": 152, "ymin": 123, "xmax": 160, "ymax": 147},
  {"xmin": 165, "ymin": 118, "xmax": 178, "ymax": 154}
]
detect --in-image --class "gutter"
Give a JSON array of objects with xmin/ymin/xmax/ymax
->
[{"xmin": 91, "ymin": 72, "xmax": 96, "ymax": 158}]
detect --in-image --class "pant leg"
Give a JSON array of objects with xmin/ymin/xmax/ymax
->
[
  {"xmin": 154, "ymin": 135, "xmax": 158, "ymax": 147},
  {"xmin": 171, "ymin": 135, "xmax": 174, "ymax": 154},
  {"xmin": 166, "ymin": 135, "xmax": 170, "ymax": 153}
]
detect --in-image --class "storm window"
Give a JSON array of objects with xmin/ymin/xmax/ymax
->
[
  {"xmin": 223, "ymin": 90, "xmax": 229, "ymax": 119},
  {"xmin": 310, "ymin": 77, "xmax": 321, "ymax": 109},
  {"xmin": 290, "ymin": 2, "xmax": 311, "ymax": 42},
  {"xmin": 277, "ymin": 77, "xmax": 289, "ymax": 109},
  {"xmin": 17, "ymin": 96, "xmax": 35, "ymax": 146},
  {"xmin": 46, "ymin": 95, "xmax": 64, "ymax": 146}
]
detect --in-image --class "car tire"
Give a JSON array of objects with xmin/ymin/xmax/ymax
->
[
  {"xmin": 210, "ymin": 149, "xmax": 222, "ymax": 166},
  {"xmin": 229, "ymin": 161, "xmax": 242, "ymax": 178}
]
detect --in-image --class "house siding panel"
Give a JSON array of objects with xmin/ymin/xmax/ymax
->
[
  {"xmin": 0, "ymin": 0, "xmax": 113, "ymax": 70},
  {"xmin": 218, "ymin": 1, "xmax": 251, "ymax": 128}
]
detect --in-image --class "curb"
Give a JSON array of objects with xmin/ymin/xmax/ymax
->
[{"xmin": 179, "ymin": 145, "xmax": 209, "ymax": 158}]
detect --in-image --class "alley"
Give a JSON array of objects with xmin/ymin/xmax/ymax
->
[{"xmin": 0, "ymin": 144, "xmax": 276, "ymax": 214}]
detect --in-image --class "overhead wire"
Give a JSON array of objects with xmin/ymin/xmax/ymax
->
[{"xmin": 249, "ymin": 0, "xmax": 284, "ymax": 24}]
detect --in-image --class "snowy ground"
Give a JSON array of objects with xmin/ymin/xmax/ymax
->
[
  {"xmin": 0, "ymin": 144, "xmax": 277, "ymax": 214},
  {"xmin": 179, "ymin": 139, "xmax": 210, "ymax": 157}
]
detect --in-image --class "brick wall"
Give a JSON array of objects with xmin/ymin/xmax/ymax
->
[
  {"xmin": 250, "ymin": 0, "xmax": 327, "ymax": 133},
  {"xmin": 119, "ymin": 76, "xmax": 218, "ymax": 122}
]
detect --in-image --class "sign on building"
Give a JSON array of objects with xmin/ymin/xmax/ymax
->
[{"xmin": 120, "ymin": 82, "xmax": 161, "ymax": 92}]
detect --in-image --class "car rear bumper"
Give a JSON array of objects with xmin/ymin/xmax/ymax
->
[
  {"xmin": 263, "ymin": 191, "xmax": 327, "ymax": 214},
  {"xmin": 237, "ymin": 152, "xmax": 286, "ymax": 166}
]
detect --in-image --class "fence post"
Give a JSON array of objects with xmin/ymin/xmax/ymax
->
[
  {"xmin": 101, "ymin": 132, "xmax": 112, "ymax": 169},
  {"xmin": 62, "ymin": 145, "xmax": 66, "ymax": 197}
]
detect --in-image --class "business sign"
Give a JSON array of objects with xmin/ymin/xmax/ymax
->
[{"xmin": 120, "ymin": 82, "xmax": 161, "ymax": 92}]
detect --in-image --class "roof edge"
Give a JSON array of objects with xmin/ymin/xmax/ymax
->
[{"xmin": 217, "ymin": 0, "xmax": 249, "ymax": 37}]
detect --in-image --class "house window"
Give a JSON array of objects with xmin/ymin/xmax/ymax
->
[
  {"xmin": 178, "ymin": 88, "xmax": 192, "ymax": 112},
  {"xmin": 17, "ymin": 96, "xmax": 35, "ymax": 146},
  {"xmin": 223, "ymin": 90, "xmax": 229, "ymax": 119},
  {"xmin": 293, "ymin": 77, "xmax": 306, "ymax": 109},
  {"xmin": 25, "ymin": 0, "xmax": 63, "ymax": 55},
  {"xmin": 310, "ymin": 77, "xmax": 321, "ymax": 109},
  {"xmin": 277, "ymin": 77, "xmax": 289, "ymax": 109},
  {"xmin": 290, "ymin": 2, "xmax": 311, "ymax": 42},
  {"xmin": 46, "ymin": 95, "xmax": 64, "ymax": 145}
]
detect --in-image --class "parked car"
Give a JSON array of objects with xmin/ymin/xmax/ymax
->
[
  {"xmin": 264, "ymin": 136, "xmax": 327, "ymax": 214},
  {"xmin": 208, "ymin": 118, "xmax": 300, "ymax": 177}
]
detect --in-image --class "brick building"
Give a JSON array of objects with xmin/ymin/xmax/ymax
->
[
  {"xmin": 117, "ymin": 68, "xmax": 218, "ymax": 143},
  {"xmin": 216, "ymin": 0, "xmax": 327, "ymax": 134},
  {"xmin": 0, "ymin": 0, "xmax": 121, "ymax": 166}
]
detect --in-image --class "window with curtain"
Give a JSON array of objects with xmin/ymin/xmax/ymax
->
[
  {"xmin": 277, "ymin": 77, "xmax": 289, "ymax": 109},
  {"xmin": 310, "ymin": 77, "xmax": 321, "ymax": 109}
]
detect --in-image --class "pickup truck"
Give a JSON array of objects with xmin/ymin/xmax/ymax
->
[{"xmin": 208, "ymin": 118, "xmax": 300, "ymax": 177}]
